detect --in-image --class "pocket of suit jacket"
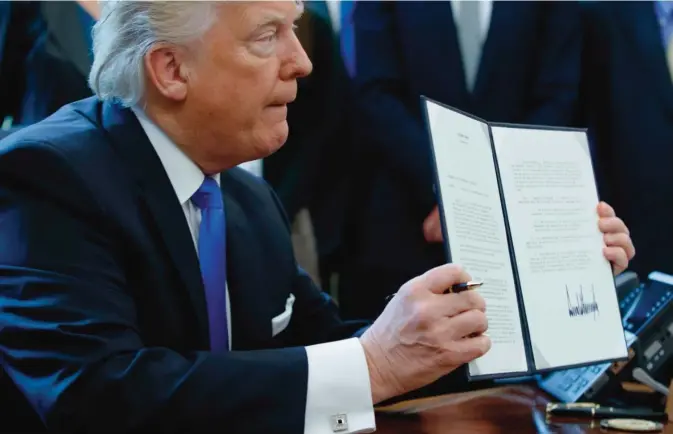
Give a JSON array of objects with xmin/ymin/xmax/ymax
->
[{"xmin": 271, "ymin": 293, "xmax": 295, "ymax": 336}]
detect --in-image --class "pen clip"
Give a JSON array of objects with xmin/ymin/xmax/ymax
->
[
  {"xmin": 445, "ymin": 279, "xmax": 485, "ymax": 294},
  {"xmin": 546, "ymin": 402, "xmax": 599, "ymax": 412}
]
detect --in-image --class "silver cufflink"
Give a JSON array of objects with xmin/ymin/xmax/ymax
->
[{"xmin": 331, "ymin": 414, "xmax": 348, "ymax": 432}]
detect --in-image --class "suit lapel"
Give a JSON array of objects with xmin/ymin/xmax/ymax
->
[
  {"xmin": 419, "ymin": 2, "xmax": 516, "ymax": 107},
  {"xmin": 101, "ymin": 102, "xmax": 210, "ymax": 346},
  {"xmin": 620, "ymin": 2, "xmax": 673, "ymax": 118},
  {"xmin": 220, "ymin": 171, "xmax": 272, "ymax": 349},
  {"xmin": 408, "ymin": 2, "xmax": 469, "ymax": 107}
]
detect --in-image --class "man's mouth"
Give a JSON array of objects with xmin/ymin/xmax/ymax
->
[{"xmin": 269, "ymin": 95, "xmax": 296, "ymax": 107}]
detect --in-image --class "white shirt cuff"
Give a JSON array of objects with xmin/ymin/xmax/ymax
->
[{"xmin": 304, "ymin": 338, "xmax": 376, "ymax": 434}]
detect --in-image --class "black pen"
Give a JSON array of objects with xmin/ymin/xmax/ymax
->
[
  {"xmin": 444, "ymin": 279, "xmax": 484, "ymax": 294},
  {"xmin": 546, "ymin": 403, "xmax": 669, "ymax": 421},
  {"xmin": 384, "ymin": 279, "xmax": 484, "ymax": 303}
]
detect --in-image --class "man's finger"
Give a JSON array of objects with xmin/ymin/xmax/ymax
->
[
  {"xmin": 423, "ymin": 207, "xmax": 443, "ymax": 243},
  {"xmin": 598, "ymin": 216, "xmax": 629, "ymax": 235},
  {"xmin": 442, "ymin": 308, "xmax": 488, "ymax": 339},
  {"xmin": 423, "ymin": 223, "xmax": 443, "ymax": 243},
  {"xmin": 442, "ymin": 334, "xmax": 492, "ymax": 366},
  {"xmin": 433, "ymin": 290, "xmax": 487, "ymax": 319},
  {"xmin": 422, "ymin": 263, "xmax": 471, "ymax": 295},
  {"xmin": 604, "ymin": 232, "xmax": 636, "ymax": 260},
  {"xmin": 604, "ymin": 246, "xmax": 628, "ymax": 275},
  {"xmin": 597, "ymin": 201, "xmax": 616, "ymax": 218}
]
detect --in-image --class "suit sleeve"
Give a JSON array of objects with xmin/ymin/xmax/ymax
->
[
  {"xmin": 0, "ymin": 142, "xmax": 309, "ymax": 434},
  {"xmin": 351, "ymin": 1, "xmax": 436, "ymax": 214},
  {"xmin": 523, "ymin": 1, "xmax": 582, "ymax": 127}
]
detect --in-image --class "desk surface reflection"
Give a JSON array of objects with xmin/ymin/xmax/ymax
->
[{"xmin": 375, "ymin": 386, "xmax": 672, "ymax": 434}]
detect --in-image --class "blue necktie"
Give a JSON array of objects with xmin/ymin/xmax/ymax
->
[
  {"xmin": 191, "ymin": 177, "xmax": 229, "ymax": 351},
  {"xmin": 340, "ymin": 0, "xmax": 356, "ymax": 76}
]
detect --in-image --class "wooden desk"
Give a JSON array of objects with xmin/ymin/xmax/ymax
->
[{"xmin": 375, "ymin": 386, "xmax": 672, "ymax": 433}]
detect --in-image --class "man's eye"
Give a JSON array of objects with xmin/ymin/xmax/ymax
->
[{"xmin": 259, "ymin": 32, "xmax": 277, "ymax": 43}]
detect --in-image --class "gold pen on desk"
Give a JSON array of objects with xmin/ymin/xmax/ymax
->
[
  {"xmin": 546, "ymin": 402, "xmax": 669, "ymax": 422},
  {"xmin": 546, "ymin": 402, "xmax": 599, "ymax": 416}
]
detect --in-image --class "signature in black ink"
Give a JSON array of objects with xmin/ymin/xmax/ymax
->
[{"xmin": 566, "ymin": 284, "xmax": 599, "ymax": 320}]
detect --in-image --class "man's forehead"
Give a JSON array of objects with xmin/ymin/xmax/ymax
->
[{"xmin": 222, "ymin": 1, "xmax": 304, "ymax": 27}]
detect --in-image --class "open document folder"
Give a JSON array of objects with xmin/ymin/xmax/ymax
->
[{"xmin": 421, "ymin": 97, "xmax": 628, "ymax": 381}]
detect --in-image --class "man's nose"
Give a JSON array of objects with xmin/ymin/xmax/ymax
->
[
  {"xmin": 282, "ymin": 35, "xmax": 313, "ymax": 80},
  {"xmin": 294, "ymin": 46, "xmax": 313, "ymax": 78}
]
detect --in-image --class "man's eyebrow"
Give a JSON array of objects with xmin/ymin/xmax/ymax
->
[
  {"xmin": 254, "ymin": 8, "xmax": 304, "ymax": 30},
  {"xmin": 295, "ymin": 2, "xmax": 305, "ymax": 21},
  {"xmin": 295, "ymin": 8, "xmax": 304, "ymax": 23}
]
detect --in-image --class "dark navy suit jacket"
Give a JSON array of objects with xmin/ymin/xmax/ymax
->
[
  {"xmin": 348, "ymin": 1, "xmax": 581, "ymax": 276},
  {"xmin": 0, "ymin": 97, "xmax": 366, "ymax": 433},
  {"xmin": 580, "ymin": 1, "xmax": 673, "ymax": 277}
]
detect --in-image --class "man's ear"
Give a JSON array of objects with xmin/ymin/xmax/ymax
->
[{"xmin": 144, "ymin": 44, "xmax": 189, "ymax": 102}]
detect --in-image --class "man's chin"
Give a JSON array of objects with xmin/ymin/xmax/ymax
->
[{"xmin": 266, "ymin": 122, "xmax": 289, "ymax": 154}]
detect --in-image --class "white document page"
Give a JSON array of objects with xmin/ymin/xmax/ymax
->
[
  {"xmin": 491, "ymin": 126, "xmax": 627, "ymax": 370},
  {"xmin": 424, "ymin": 101, "xmax": 528, "ymax": 377}
]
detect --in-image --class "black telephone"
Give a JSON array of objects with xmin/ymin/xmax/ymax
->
[
  {"xmin": 537, "ymin": 271, "xmax": 673, "ymax": 403},
  {"xmin": 621, "ymin": 272, "xmax": 673, "ymax": 382}
]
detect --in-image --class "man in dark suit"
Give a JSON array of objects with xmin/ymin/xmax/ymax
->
[
  {"xmin": 579, "ymin": 1, "xmax": 673, "ymax": 277},
  {"xmin": 0, "ymin": 1, "xmax": 95, "ymax": 126},
  {"xmin": 0, "ymin": 2, "xmax": 505, "ymax": 432},
  {"xmin": 339, "ymin": 1, "xmax": 585, "ymax": 320},
  {"xmin": 19, "ymin": 1, "xmax": 94, "ymax": 124},
  {"xmin": 0, "ymin": 1, "xmax": 35, "ymax": 123}
]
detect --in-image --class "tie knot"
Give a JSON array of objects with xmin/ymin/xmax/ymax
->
[{"xmin": 191, "ymin": 177, "xmax": 223, "ymax": 210}]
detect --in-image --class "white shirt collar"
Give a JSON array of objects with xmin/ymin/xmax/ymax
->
[{"xmin": 131, "ymin": 107, "xmax": 220, "ymax": 205}]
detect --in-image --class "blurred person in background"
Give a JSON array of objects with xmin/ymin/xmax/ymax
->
[
  {"xmin": 0, "ymin": 1, "xmax": 94, "ymax": 127},
  {"xmin": 339, "ymin": 0, "xmax": 583, "ymax": 323},
  {"xmin": 264, "ymin": 0, "xmax": 357, "ymax": 290},
  {"xmin": 579, "ymin": 1, "xmax": 673, "ymax": 278}
]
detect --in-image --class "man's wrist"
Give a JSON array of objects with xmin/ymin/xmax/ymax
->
[{"xmin": 359, "ymin": 333, "xmax": 394, "ymax": 405}]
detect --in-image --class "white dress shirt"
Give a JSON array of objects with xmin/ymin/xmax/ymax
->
[
  {"xmin": 324, "ymin": 1, "xmax": 492, "ymax": 48},
  {"xmin": 326, "ymin": 0, "xmax": 342, "ymax": 33},
  {"xmin": 132, "ymin": 108, "xmax": 376, "ymax": 434},
  {"xmin": 451, "ymin": 0, "xmax": 493, "ymax": 43},
  {"xmin": 236, "ymin": 159, "xmax": 263, "ymax": 178},
  {"xmin": 451, "ymin": 0, "xmax": 493, "ymax": 88}
]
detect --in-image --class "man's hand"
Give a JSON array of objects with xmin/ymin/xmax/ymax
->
[
  {"xmin": 359, "ymin": 264, "xmax": 491, "ymax": 404},
  {"xmin": 598, "ymin": 201, "xmax": 635, "ymax": 276},
  {"xmin": 422, "ymin": 205, "xmax": 442, "ymax": 243}
]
